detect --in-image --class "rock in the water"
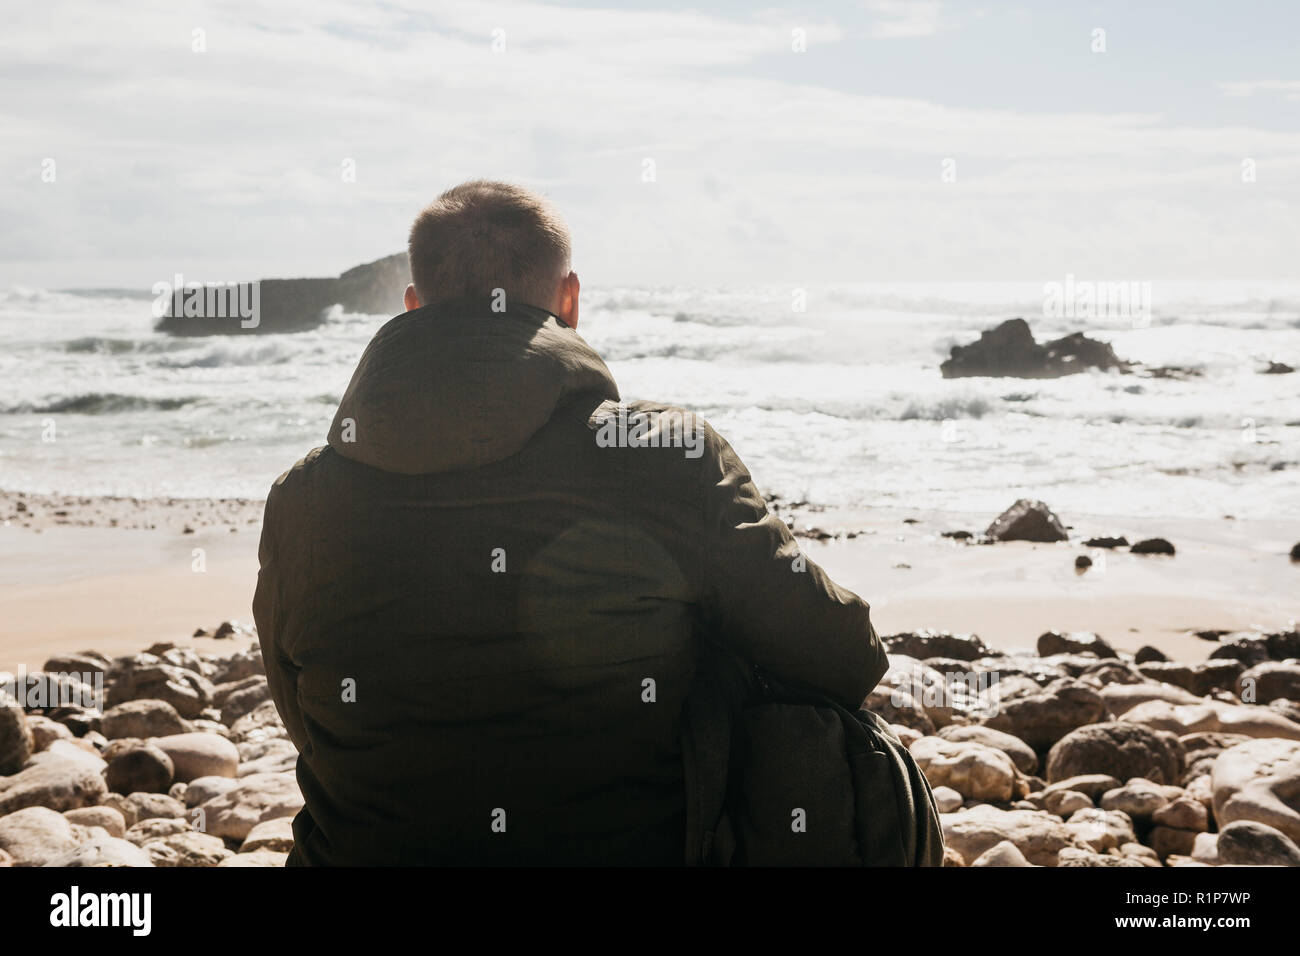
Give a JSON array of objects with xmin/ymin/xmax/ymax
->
[
  {"xmin": 942, "ymin": 805, "xmax": 1092, "ymax": 866},
  {"xmin": 940, "ymin": 318, "xmax": 1125, "ymax": 379},
  {"xmin": 980, "ymin": 681, "xmax": 1107, "ymax": 751},
  {"xmin": 1134, "ymin": 645, "xmax": 1168, "ymax": 664},
  {"xmin": 1045, "ymin": 721, "xmax": 1182, "ymax": 785},
  {"xmin": 152, "ymin": 732, "xmax": 240, "ymax": 782},
  {"xmin": 1211, "ymin": 738, "xmax": 1300, "ymax": 843},
  {"xmin": 1083, "ymin": 536, "xmax": 1129, "ymax": 549},
  {"xmin": 1236, "ymin": 661, "xmax": 1300, "ymax": 705},
  {"xmin": 0, "ymin": 752, "xmax": 108, "ymax": 813},
  {"xmin": 970, "ymin": 840, "xmax": 1034, "ymax": 867},
  {"xmin": 985, "ymin": 499, "xmax": 1068, "ymax": 543},
  {"xmin": 196, "ymin": 772, "xmax": 303, "ymax": 840},
  {"xmin": 1215, "ymin": 820, "xmax": 1300, "ymax": 867},
  {"xmin": 0, "ymin": 806, "xmax": 82, "ymax": 866},
  {"xmin": 937, "ymin": 724, "xmax": 1038, "ymax": 775},
  {"xmin": 0, "ymin": 690, "xmax": 33, "ymax": 774},
  {"xmin": 63, "ymin": 806, "xmax": 127, "ymax": 838},
  {"xmin": 105, "ymin": 743, "xmax": 174, "ymax": 794},
  {"xmin": 43, "ymin": 831, "xmax": 153, "ymax": 867},
  {"xmin": 100, "ymin": 699, "xmax": 189, "ymax": 739},
  {"xmin": 241, "ymin": 816, "xmax": 295, "ymax": 853},
  {"xmin": 1291, "ymin": 542, "xmax": 1300, "ymax": 561},
  {"xmin": 156, "ymin": 252, "xmax": 408, "ymax": 336},
  {"xmin": 911, "ymin": 737, "xmax": 1019, "ymax": 802},
  {"xmin": 1037, "ymin": 630, "xmax": 1117, "ymax": 659},
  {"xmin": 1130, "ymin": 537, "xmax": 1175, "ymax": 555}
]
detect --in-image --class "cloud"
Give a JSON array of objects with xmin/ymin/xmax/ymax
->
[
  {"xmin": 1220, "ymin": 80, "xmax": 1300, "ymax": 101},
  {"xmin": 863, "ymin": 1, "xmax": 951, "ymax": 39}
]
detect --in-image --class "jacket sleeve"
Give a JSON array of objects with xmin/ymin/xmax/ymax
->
[
  {"xmin": 697, "ymin": 424, "xmax": 887, "ymax": 709},
  {"xmin": 252, "ymin": 478, "xmax": 311, "ymax": 753}
]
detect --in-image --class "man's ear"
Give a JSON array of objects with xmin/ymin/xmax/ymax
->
[
  {"xmin": 556, "ymin": 271, "xmax": 580, "ymax": 330},
  {"xmin": 404, "ymin": 283, "xmax": 421, "ymax": 312}
]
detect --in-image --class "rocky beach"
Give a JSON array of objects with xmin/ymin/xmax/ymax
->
[{"xmin": 1, "ymin": 491, "xmax": 1298, "ymax": 867}]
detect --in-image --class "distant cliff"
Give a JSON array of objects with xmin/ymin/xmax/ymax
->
[{"xmin": 155, "ymin": 253, "xmax": 408, "ymax": 335}]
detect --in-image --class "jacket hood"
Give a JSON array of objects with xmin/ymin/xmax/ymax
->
[{"xmin": 327, "ymin": 301, "xmax": 620, "ymax": 474}]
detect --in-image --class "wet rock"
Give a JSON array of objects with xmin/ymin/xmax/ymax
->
[
  {"xmin": 1037, "ymin": 630, "xmax": 1117, "ymax": 659},
  {"xmin": 1130, "ymin": 537, "xmax": 1175, "ymax": 555},
  {"xmin": 100, "ymin": 699, "xmax": 189, "ymax": 739},
  {"xmin": 985, "ymin": 499, "xmax": 1068, "ymax": 543},
  {"xmin": 1216, "ymin": 821, "xmax": 1300, "ymax": 867},
  {"xmin": 1045, "ymin": 721, "xmax": 1182, "ymax": 785},
  {"xmin": 939, "ymin": 318, "xmax": 1125, "ymax": 380}
]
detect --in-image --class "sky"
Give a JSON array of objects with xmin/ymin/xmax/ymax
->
[{"xmin": 0, "ymin": 0, "xmax": 1297, "ymax": 288}]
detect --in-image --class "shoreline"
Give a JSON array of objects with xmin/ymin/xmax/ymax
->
[{"xmin": 2, "ymin": 487, "xmax": 1297, "ymax": 672}]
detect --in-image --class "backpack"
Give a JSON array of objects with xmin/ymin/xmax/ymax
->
[{"xmin": 682, "ymin": 642, "xmax": 945, "ymax": 866}]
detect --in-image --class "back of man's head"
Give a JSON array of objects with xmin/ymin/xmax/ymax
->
[{"xmin": 408, "ymin": 180, "xmax": 571, "ymax": 312}]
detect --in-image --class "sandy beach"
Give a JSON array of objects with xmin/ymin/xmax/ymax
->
[{"xmin": 3, "ymin": 486, "xmax": 1295, "ymax": 674}]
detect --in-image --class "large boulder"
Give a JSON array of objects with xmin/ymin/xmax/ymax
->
[
  {"xmin": 941, "ymin": 805, "xmax": 1093, "ymax": 866},
  {"xmin": 1121, "ymin": 701, "xmax": 1300, "ymax": 740},
  {"xmin": 105, "ymin": 743, "xmax": 174, "ymax": 795},
  {"xmin": 1215, "ymin": 821, "xmax": 1300, "ymax": 867},
  {"xmin": 0, "ymin": 690, "xmax": 33, "ymax": 774},
  {"xmin": 196, "ymin": 772, "xmax": 303, "ymax": 841},
  {"xmin": 937, "ymin": 724, "xmax": 1039, "ymax": 775},
  {"xmin": 100, "ymin": 699, "xmax": 189, "ymax": 739},
  {"xmin": 0, "ymin": 806, "xmax": 83, "ymax": 866},
  {"xmin": 979, "ymin": 681, "xmax": 1107, "ymax": 751},
  {"xmin": 985, "ymin": 499, "xmax": 1068, "ymax": 543},
  {"xmin": 1045, "ymin": 721, "xmax": 1182, "ymax": 785},
  {"xmin": 0, "ymin": 752, "xmax": 108, "ymax": 813},
  {"xmin": 940, "ymin": 318, "xmax": 1125, "ymax": 379},
  {"xmin": 910, "ymin": 737, "xmax": 1019, "ymax": 802},
  {"xmin": 1210, "ymin": 738, "xmax": 1300, "ymax": 844},
  {"xmin": 152, "ymin": 733, "xmax": 240, "ymax": 782},
  {"xmin": 1236, "ymin": 661, "xmax": 1300, "ymax": 705}
]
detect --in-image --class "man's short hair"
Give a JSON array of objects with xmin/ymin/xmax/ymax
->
[{"xmin": 408, "ymin": 180, "xmax": 571, "ymax": 311}]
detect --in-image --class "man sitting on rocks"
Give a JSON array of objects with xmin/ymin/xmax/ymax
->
[{"xmin": 253, "ymin": 179, "xmax": 886, "ymax": 865}]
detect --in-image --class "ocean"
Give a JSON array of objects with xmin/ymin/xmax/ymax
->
[{"xmin": 1, "ymin": 281, "xmax": 1297, "ymax": 521}]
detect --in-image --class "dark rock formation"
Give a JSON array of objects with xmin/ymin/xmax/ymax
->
[
  {"xmin": 1130, "ymin": 537, "xmax": 1175, "ymax": 555},
  {"xmin": 985, "ymin": 499, "xmax": 1068, "ymax": 543},
  {"xmin": 1264, "ymin": 361, "xmax": 1295, "ymax": 375},
  {"xmin": 1083, "ymin": 535, "xmax": 1129, "ymax": 549},
  {"xmin": 940, "ymin": 318, "xmax": 1127, "ymax": 379},
  {"xmin": 156, "ymin": 252, "xmax": 408, "ymax": 335}
]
